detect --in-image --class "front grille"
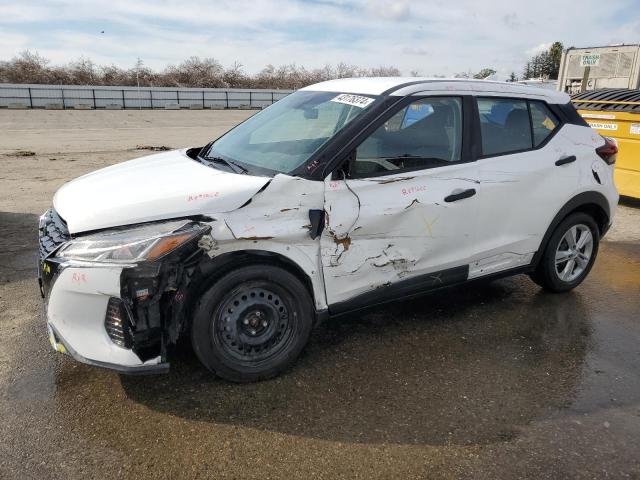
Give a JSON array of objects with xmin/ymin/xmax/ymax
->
[
  {"xmin": 105, "ymin": 297, "xmax": 133, "ymax": 348},
  {"xmin": 38, "ymin": 209, "xmax": 70, "ymax": 260}
]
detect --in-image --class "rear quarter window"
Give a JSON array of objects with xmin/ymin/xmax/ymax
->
[
  {"xmin": 530, "ymin": 101, "xmax": 559, "ymax": 146},
  {"xmin": 559, "ymin": 102, "xmax": 590, "ymax": 127}
]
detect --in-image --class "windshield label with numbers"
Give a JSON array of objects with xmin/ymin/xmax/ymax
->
[{"xmin": 331, "ymin": 94, "xmax": 375, "ymax": 109}]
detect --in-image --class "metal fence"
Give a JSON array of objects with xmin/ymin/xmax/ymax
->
[{"xmin": 0, "ymin": 84, "xmax": 293, "ymax": 109}]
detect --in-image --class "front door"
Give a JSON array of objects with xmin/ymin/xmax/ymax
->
[{"xmin": 320, "ymin": 96, "xmax": 481, "ymax": 310}]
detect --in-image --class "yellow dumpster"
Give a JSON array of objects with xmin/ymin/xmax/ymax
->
[{"xmin": 572, "ymin": 88, "xmax": 640, "ymax": 199}]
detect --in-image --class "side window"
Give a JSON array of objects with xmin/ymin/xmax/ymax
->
[
  {"xmin": 529, "ymin": 101, "xmax": 559, "ymax": 146},
  {"xmin": 350, "ymin": 97, "xmax": 463, "ymax": 178},
  {"xmin": 477, "ymin": 98, "xmax": 532, "ymax": 156}
]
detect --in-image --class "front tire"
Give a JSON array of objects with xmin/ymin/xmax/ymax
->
[
  {"xmin": 191, "ymin": 265, "xmax": 314, "ymax": 382},
  {"xmin": 530, "ymin": 212, "xmax": 600, "ymax": 293}
]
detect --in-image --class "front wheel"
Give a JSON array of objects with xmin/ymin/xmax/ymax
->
[
  {"xmin": 191, "ymin": 265, "xmax": 314, "ymax": 382},
  {"xmin": 530, "ymin": 212, "xmax": 600, "ymax": 293}
]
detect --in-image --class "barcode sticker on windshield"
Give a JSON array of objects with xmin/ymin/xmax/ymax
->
[{"xmin": 331, "ymin": 93, "xmax": 374, "ymax": 108}]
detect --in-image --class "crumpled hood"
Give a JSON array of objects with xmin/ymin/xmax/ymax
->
[{"xmin": 53, "ymin": 149, "xmax": 271, "ymax": 233}]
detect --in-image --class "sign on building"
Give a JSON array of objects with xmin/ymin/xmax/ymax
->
[{"xmin": 580, "ymin": 54, "xmax": 601, "ymax": 67}]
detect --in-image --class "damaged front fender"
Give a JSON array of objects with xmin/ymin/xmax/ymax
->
[
  {"xmin": 200, "ymin": 174, "xmax": 328, "ymax": 312},
  {"xmin": 46, "ymin": 173, "xmax": 330, "ymax": 372},
  {"xmin": 115, "ymin": 174, "xmax": 329, "ymax": 364}
]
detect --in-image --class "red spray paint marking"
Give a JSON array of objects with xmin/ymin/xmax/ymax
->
[
  {"xmin": 72, "ymin": 272, "xmax": 87, "ymax": 284},
  {"xmin": 401, "ymin": 185, "xmax": 427, "ymax": 196},
  {"xmin": 187, "ymin": 192, "xmax": 220, "ymax": 202}
]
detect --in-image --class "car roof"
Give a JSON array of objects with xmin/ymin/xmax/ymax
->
[{"xmin": 300, "ymin": 77, "xmax": 570, "ymax": 104}]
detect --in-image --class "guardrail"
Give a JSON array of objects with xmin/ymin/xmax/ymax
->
[{"xmin": 0, "ymin": 84, "xmax": 293, "ymax": 109}]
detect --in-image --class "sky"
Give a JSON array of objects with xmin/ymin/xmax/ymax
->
[{"xmin": 0, "ymin": 0, "xmax": 639, "ymax": 78}]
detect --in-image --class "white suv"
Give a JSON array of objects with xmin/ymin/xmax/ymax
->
[{"xmin": 38, "ymin": 78, "xmax": 619, "ymax": 382}]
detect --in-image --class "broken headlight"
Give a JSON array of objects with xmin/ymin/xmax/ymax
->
[{"xmin": 56, "ymin": 220, "xmax": 208, "ymax": 263}]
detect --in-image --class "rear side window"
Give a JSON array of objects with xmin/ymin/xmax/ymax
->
[
  {"xmin": 477, "ymin": 98, "xmax": 532, "ymax": 155},
  {"xmin": 529, "ymin": 101, "xmax": 559, "ymax": 146}
]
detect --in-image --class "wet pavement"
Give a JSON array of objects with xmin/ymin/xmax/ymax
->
[
  {"xmin": 1, "ymin": 111, "xmax": 640, "ymax": 479},
  {"xmin": 2, "ymin": 218, "xmax": 640, "ymax": 479}
]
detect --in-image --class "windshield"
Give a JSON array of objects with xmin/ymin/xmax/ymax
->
[{"xmin": 204, "ymin": 91, "xmax": 376, "ymax": 175}]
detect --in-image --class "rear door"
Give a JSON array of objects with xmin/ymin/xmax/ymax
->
[
  {"xmin": 470, "ymin": 96, "xmax": 580, "ymax": 278},
  {"xmin": 320, "ymin": 95, "xmax": 481, "ymax": 309}
]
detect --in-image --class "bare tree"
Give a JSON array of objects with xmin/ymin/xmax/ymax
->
[
  {"xmin": 163, "ymin": 56, "xmax": 226, "ymax": 87},
  {"xmin": 68, "ymin": 56, "xmax": 99, "ymax": 84},
  {"xmin": 335, "ymin": 62, "xmax": 359, "ymax": 78},
  {"xmin": 0, "ymin": 50, "xmax": 50, "ymax": 83},
  {"xmin": 454, "ymin": 70, "xmax": 472, "ymax": 79},
  {"xmin": 223, "ymin": 61, "xmax": 246, "ymax": 88},
  {"xmin": 101, "ymin": 64, "xmax": 129, "ymax": 86},
  {"xmin": 0, "ymin": 51, "xmax": 408, "ymax": 89},
  {"xmin": 368, "ymin": 66, "xmax": 402, "ymax": 76}
]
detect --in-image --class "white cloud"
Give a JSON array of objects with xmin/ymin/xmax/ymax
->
[
  {"xmin": 366, "ymin": 0, "xmax": 411, "ymax": 21},
  {"xmin": 0, "ymin": 32, "xmax": 32, "ymax": 60},
  {"xmin": 0, "ymin": 0, "xmax": 637, "ymax": 77},
  {"xmin": 402, "ymin": 47, "xmax": 430, "ymax": 56},
  {"xmin": 526, "ymin": 43, "xmax": 553, "ymax": 57}
]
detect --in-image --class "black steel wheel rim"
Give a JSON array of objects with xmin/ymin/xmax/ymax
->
[{"xmin": 212, "ymin": 284, "xmax": 295, "ymax": 365}]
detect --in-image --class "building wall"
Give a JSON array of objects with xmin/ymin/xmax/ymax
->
[{"xmin": 557, "ymin": 45, "xmax": 640, "ymax": 93}]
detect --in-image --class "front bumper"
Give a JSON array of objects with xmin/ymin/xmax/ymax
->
[
  {"xmin": 47, "ymin": 322, "xmax": 168, "ymax": 374},
  {"xmin": 40, "ymin": 258, "xmax": 169, "ymax": 374}
]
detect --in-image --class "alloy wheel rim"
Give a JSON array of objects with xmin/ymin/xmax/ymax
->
[{"xmin": 555, "ymin": 224, "xmax": 593, "ymax": 282}]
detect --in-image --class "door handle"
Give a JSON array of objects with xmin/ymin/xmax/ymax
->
[
  {"xmin": 444, "ymin": 188, "xmax": 476, "ymax": 203},
  {"xmin": 555, "ymin": 155, "xmax": 576, "ymax": 166}
]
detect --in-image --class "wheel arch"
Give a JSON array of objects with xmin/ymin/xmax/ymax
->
[
  {"xmin": 532, "ymin": 191, "xmax": 610, "ymax": 268},
  {"xmin": 185, "ymin": 249, "xmax": 325, "ymax": 327}
]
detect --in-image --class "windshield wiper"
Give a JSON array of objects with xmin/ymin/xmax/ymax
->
[
  {"xmin": 226, "ymin": 159, "xmax": 249, "ymax": 174},
  {"xmin": 200, "ymin": 155, "xmax": 248, "ymax": 175}
]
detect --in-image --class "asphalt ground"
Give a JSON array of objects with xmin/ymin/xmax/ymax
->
[{"xmin": 1, "ymin": 110, "xmax": 639, "ymax": 479}]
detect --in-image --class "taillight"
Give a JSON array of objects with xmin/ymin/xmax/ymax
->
[{"xmin": 596, "ymin": 136, "xmax": 617, "ymax": 165}]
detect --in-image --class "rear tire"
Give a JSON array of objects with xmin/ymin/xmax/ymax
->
[
  {"xmin": 191, "ymin": 265, "xmax": 314, "ymax": 382},
  {"xmin": 530, "ymin": 212, "xmax": 599, "ymax": 293}
]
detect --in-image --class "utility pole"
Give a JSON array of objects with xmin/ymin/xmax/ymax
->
[{"xmin": 136, "ymin": 57, "xmax": 143, "ymax": 110}]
